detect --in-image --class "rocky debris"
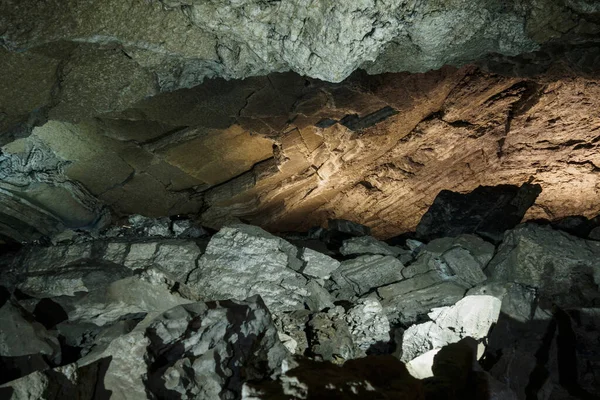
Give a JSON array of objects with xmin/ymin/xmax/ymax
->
[
  {"xmin": 307, "ymin": 307, "xmax": 358, "ymax": 363},
  {"xmin": 298, "ymin": 247, "xmax": 340, "ymax": 279},
  {"xmin": 1, "ymin": 214, "xmax": 600, "ymax": 398},
  {"xmin": 344, "ymin": 298, "xmax": 391, "ymax": 354},
  {"xmin": 104, "ymin": 215, "xmax": 209, "ymax": 240},
  {"xmin": 330, "ymin": 255, "xmax": 404, "ymax": 300},
  {"xmin": 486, "ymin": 224, "xmax": 600, "ymax": 307},
  {"xmin": 187, "ymin": 224, "xmax": 310, "ymax": 312},
  {"xmin": 141, "ymin": 297, "xmax": 288, "ymax": 400},
  {"xmin": 400, "ymin": 296, "xmax": 502, "ymax": 362},
  {"xmin": 416, "ymin": 183, "xmax": 542, "ymax": 243},
  {"xmin": 402, "ymin": 234, "xmax": 494, "ymax": 288}
]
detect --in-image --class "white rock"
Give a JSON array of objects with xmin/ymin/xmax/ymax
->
[{"xmin": 401, "ymin": 295, "xmax": 501, "ymax": 362}]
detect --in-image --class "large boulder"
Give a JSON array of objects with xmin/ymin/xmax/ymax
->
[
  {"xmin": 187, "ymin": 224, "xmax": 310, "ymax": 312},
  {"xmin": 378, "ymin": 275, "xmax": 467, "ymax": 325},
  {"xmin": 416, "ymin": 183, "xmax": 541, "ymax": 243},
  {"xmin": 401, "ymin": 295, "xmax": 501, "ymax": 362},
  {"xmin": 330, "ymin": 255, "xmax": 404, "ymax": 301},
  {"xmin": 402, "ymin": 234, "xmax": 494, "ymax": 287},
  {"xmin": 486, "ymin": 224, "xmax": 600, "ymax": 307}
]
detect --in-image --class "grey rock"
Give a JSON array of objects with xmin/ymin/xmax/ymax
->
[
  {"xmin": 486, "ymin": 224, "xmax": 600, "ymax": 307},
  {"xmin": 187, "ymin": 224, "xmax": 309, "ymax": 312},
  {"xmin": 307, "ymin": 307, "xmax": 358, "ymax": 363},
  {"xmin": 0, "ymin": 299, "xmax": 60, "ymax": 362},
  {"xmin": 298, "ymin": 247, "xmax": 340, "ymax": 279},
  {"xmin": 330, "ymin": 255, "xmax": 404, "ymax": 300},
  {"xmin": 328, "ymin": 219, "xmax": 371, "ymax": 237},
  {"xmin": 589, "ymin": 226, "xmax": 600, "ymax": 240},
  {"xmin": 127, "ymin": 215, "xmax": 172, "ymax": 237},
  {"xmin": 47, "ymin": 267, "xmax": 196, "ymax": 326},
  {"xmin": 304, "ymin": 280, "xmax": 335, "ymax": 312},
  {"xmin": 378, "ymin": 278, "xmax": 467, "ymax": 325},
  {"xmin": 344, "ymin": 298, "xmax": 390, "ymax": 353},
  {"xmin": 153, "ymin": 240, "xmax": 202, "ymax": 282},
  {"xmin": 171, "ymin": 219, "xmax": 208, "ymax": 238},
  {"xmin": 0, "ymin": 356, "xmax": 114, "ymax": 400},
  {"xmin": 401, "ymin": 295, "xmax": 501, "ymax": 362},
  {"xmin": 340, "ymin": 236, "xmax": 409, "ymax": 258},
  {"xmin": 141, "ymin": 297, "xmax": 289, "ymax": 400},
  {"xmin": 403, "ymin": 234, "xmax": 493, "ymax": 288}
]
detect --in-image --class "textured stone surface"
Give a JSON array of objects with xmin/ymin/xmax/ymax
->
[
  {"xmin": 486, "ymin": 224, "xmax": 600, "ymax": 307},
  {"xmin": 402, "ymin": 234, "xmax": 494, "ymax": 287},
  {"xmin": 330, "ymin": 255, "xmax": 404, "ymax": 300},
  {"xmin": 187, "ymin": 224, "xmax": 310, "ymax": 312},
  {"xmin": 400, "ymin": 295, "xmax": 501, "ymax": 362}
]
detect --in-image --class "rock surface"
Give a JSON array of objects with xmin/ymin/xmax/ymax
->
[
  {"xmin": 187, "ymin": 224, "xmax": 311, "ymax": 312},
  {"xmin": 0, "ymin": 212, "xmax": 599, "ymax": 399}
]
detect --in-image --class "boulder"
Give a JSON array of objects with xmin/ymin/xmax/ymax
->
[
  {"xmin": 298, "ymin": 247, "xmax": 340, "ymax": 279},
  {"xmin": 403, "ymin": 234, "xmax": 493, "ymax": 288},
  {"xmin": 401, "ymin": 295, "xmax": 501, "ymax": 362},
  {"xmin": 0, "ymin": 297, "xmax": 61, "ymax": 383},
  {"xmin": 330, "ymin": 255, "xmax": 404, "ymax": 300},
  {"xmin": 378, "ymin": 276, "xmax": 467, "ymax": 325},
  {"xmin": 328, "ymin": 219, "xmax": 371, "ymax": 237},
  {"xmin": 416, "ymin": 183, "xmax": 541, "ymax": 243},
  {"xmin": 486, "ymin": 224, "xmax": 600, "ymax": 307},
  {"xmin": 187, "ymin": 224, "xmax": 309, "ymax": 312}
]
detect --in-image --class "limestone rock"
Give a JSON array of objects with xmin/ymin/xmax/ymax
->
[
  {"xmin": 416, "ymin": 183, "xmax": 541, "ymax": 243},
  {"xmin": 340, "ymin": 236, "xmax": 409, "ymax": 259},
  {"xmin": 403, "ymin": 234, "xmax": 493, "ymax": 288},
  {"xmin": 0, "ymin": 296, "xmax": 61, "ymax": 366},
  {"xmin": 486, "ymin": 224, "xmax": 600, "ymax": 307},
  {"xmin": 378, "ymin": 275, "xmax": 467, "ymax": 325},
  {"xmin": 401, "ymin": 295, "xmax": 502, "ymax": 362},
  {"xmin": 307, "ymin": 307, "xmax": 358, "ymax": 363},
  {"xmin": 0, "ymin": 356, "xmax": 114, "ymax": 400},
  {"xmin": 298, "ymin": 247, "xmax": 340, "ymax": 279},
  {"xmin": 330, "ymin": 255, "xmax": 404, "ymax": 300},
  {"xmin": 142, "ymin": 297, "xmax": 288, "ymax": 400},
  {"xmin": 273, "ymin": 310, "xmax": 312, "ymax": 356},
  {"xmin": 187, "ymin": 224, "xmax": 309, "ymax": 312},
  {"xmin": 328, "ymin": 219, "xmax": 371, "ymax": 237},
  {"xmin": 344, "ymin": 298, "xmax": 390, "ymax": 353}
]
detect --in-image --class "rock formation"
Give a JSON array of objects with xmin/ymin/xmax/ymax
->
[
  {"xmin": 1, "ymin": 2, "xmax": 600, "ymax": 399},
  {"xmin": 1, "ymin": 184, "xmax": 600, "ymax": 399}
]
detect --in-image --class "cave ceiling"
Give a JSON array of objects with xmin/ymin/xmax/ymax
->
[{"xmin": 1, "ymin": 0, "xmax": 600, "ymax": 242}]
